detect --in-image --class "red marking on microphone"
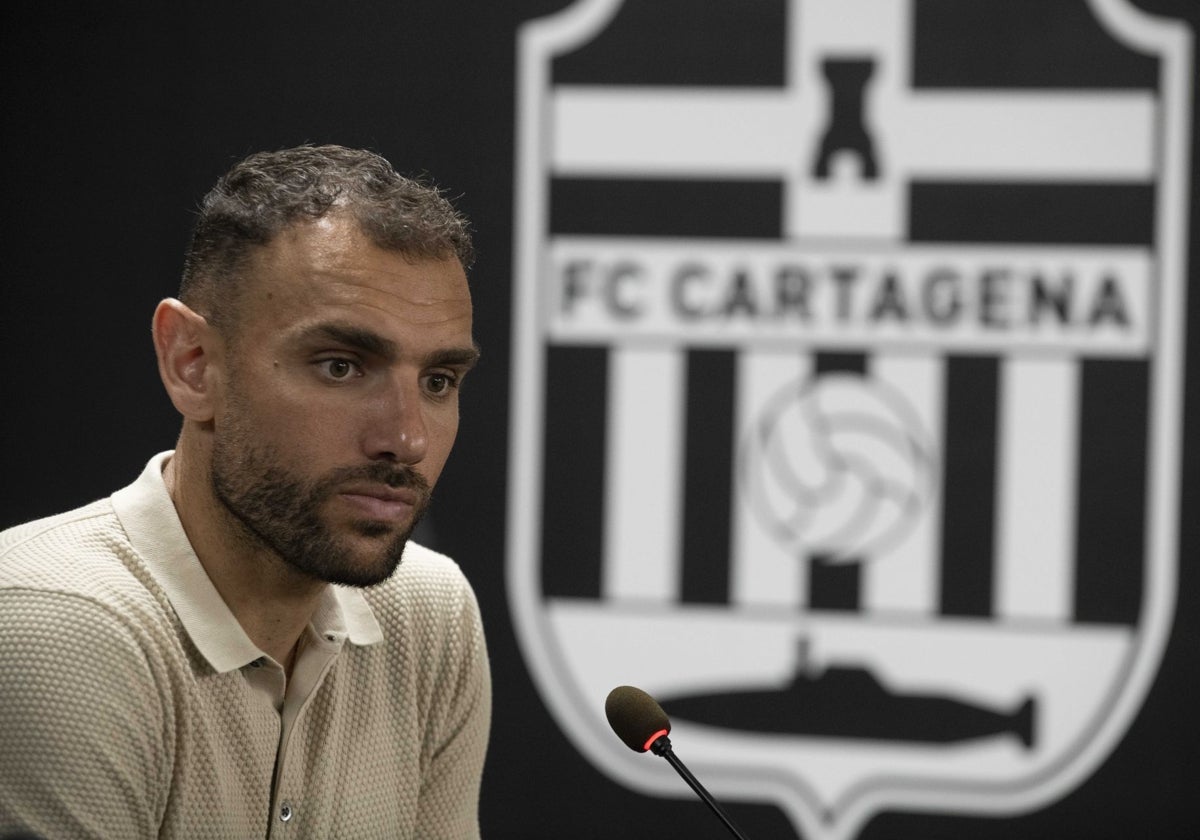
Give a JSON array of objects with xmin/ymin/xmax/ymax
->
[{"xmin": 642, "ymin": 728, "xmax": 669, "ymax": 752}]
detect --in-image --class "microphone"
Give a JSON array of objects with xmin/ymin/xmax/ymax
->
[{"xmin": 605, "ymin": 685, "xmax": 751, "ymax": 840}]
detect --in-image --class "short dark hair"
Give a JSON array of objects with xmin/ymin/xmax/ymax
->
[{"xmin": 179, "ymin": 144, "xmax": 474, "ymax": 331}]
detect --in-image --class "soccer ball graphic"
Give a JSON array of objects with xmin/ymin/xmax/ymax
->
[{"xmin": 740, "ymin": 373, "xmax": 937, "ymax": 561}]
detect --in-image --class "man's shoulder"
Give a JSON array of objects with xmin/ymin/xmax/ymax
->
[
  {"xmin": 1, "ymin": 497, "xmax": 115, "ymax": 546},
  {"xmin": 1, "ymin": 497, "xmax": 120, "ymax": 568},
  {"xmin": 0, "ymin": 496, "xmax": 156, "ymax": 610}
]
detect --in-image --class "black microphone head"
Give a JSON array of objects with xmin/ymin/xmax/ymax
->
[{"xmin": 606, "ymin": 685, "xmax": 671, "ymax": 752}]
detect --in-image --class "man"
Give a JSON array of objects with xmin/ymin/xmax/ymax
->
[{"xmin": 0, "ymin": 145, "xmax": 490, "ymax": 838}]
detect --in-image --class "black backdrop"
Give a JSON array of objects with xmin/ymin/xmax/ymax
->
[{"xmin": 1, "ymin": 2, "xmax": 1197, "ymax": 837}]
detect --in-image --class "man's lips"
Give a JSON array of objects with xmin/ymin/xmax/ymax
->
[{"xmin": 337, "ymin": 484, "xmax": 420, "ymax": 522}]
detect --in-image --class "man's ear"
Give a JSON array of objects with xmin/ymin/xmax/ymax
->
[{"xmin": 152, "ymin": 298, "xmax": 219, "ymax": 422}]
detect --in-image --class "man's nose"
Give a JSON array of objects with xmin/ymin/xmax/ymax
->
[{"xmin": 363, "ymin": 378, "xmax": 429, "ymax": 464}]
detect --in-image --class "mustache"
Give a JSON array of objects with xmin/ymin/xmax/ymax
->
[{"xmin": 322, "ymin": 463, "xmax": 431, "ymax": 495}]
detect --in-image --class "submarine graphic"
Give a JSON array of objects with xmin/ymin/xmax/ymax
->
[{"xmin": 660, "ymin": 644, "xmax": 1037, "ymax": 749}]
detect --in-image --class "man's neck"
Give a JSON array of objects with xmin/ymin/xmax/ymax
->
[{"xmin": 163, "ymin": 443, "xmax": 325, "ymax": 676}]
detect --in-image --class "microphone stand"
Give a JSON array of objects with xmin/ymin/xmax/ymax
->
[{"xmin": 649, "ymin": 735, "xmax": 751, "ymax": 840}]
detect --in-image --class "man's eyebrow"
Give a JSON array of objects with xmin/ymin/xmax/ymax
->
[
  {"xmin": 304, "ymin": 323, "xmax": 399, "ymax": 359},
  {"xmin": 429, "ymin": 345, "xmax": 482, "ymax": 371},
  {"xmin": 301, "ymin": 322, "xmax": 480, "ymax": 369}
]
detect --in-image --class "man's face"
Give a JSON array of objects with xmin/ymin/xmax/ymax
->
[{"xmin": 208, "ymin": 214, "xmax": 477, "ymax": 587}]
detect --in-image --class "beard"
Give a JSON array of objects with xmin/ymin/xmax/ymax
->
[{"xmin": 210, "ymin": 416, "xmax": 431, "ymax": 588}]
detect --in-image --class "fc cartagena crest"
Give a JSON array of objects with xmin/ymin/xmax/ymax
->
[{"xmin": 506, "ymin": 1, "xmax": 1191, "ymax": 837}]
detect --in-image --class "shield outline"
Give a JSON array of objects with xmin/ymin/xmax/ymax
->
[{"xmin": 505, "ymin": 0, "xmax": 1191, "ymax": 836}]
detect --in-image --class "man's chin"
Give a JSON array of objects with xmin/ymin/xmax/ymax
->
[
  {"xmin": 322, "ymin": 563, "xmax": 403, "ymax": 588},
  {"xmin": 282, "ymin": 530, "xmax": 409, "ymax": 588},
  {"xmin": 307, "ymin": 553, "xmax": 405, "ymax": 588},
  {"xmin": 351, "ymin": 520, "xmax": 397, "ymax": 540}
]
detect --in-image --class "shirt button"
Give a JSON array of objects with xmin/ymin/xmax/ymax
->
[{"xmin": 279, "ymin": 801, "xmax": 294, "ymax": 823}]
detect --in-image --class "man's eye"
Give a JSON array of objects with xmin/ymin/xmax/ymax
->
[
  {"xmin": 425, "ymin": 373, "xmax": 457, "ymax": 395},
  {"xmin": 319, "ymin": 359, "xmax": 358, "ymax": 380}
]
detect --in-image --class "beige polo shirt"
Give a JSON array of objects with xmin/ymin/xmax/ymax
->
[{"xmin": 0, "ymin": 452, "xmax": 490, "ymax": 839}]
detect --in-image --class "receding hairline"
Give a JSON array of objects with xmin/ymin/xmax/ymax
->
[{"xmin": 178, "ymin": 144, "xmax": 475, "ymax": 332}]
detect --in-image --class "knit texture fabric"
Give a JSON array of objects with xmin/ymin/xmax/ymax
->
[{"xmin": 0, "ymin": 458, "xmax": 490, "ymax": 839}]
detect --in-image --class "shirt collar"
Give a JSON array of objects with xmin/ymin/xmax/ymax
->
[{"xmin": 111, "ymin": 452, "xmax": 384, "ymax": 673}]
